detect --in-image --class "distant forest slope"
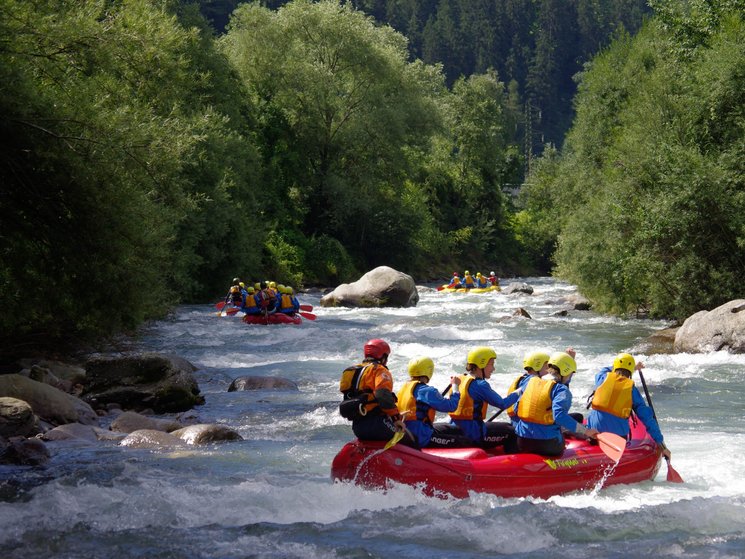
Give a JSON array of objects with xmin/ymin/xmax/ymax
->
[{"xmin": 197, "ymin": 0, "xmax": 650, "ymax": 161}]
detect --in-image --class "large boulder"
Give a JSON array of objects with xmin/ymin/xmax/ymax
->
[
  {"xmin": 503, "ymin": 282, "xmax": 534, "ymax": 295},
  {"xmin": 674, "ymin": 300, "xmax": 745, "ymax": 353},
  {"xmin": 0, "ymin": 374, "xmax": 97, "ymax": 426},
  {"xmin": 320, "ymin": 266, "xmax": 418, "ymax": 308},
  {"xmin": 119, "ymin": 429, "xmax": 186, "ymax": 449},
  {"xmin": 0, "ymin": 437, "xmax": 49, "ymax": 466},
  {"xmin": 82, "ymin": 353, "xmax": 205, "ymax": 413}
]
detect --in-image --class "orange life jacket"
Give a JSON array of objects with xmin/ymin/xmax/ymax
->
[
  {"xmin": 516, "ymin": 376, "xmax": 556, "ymax": 425},
  {"xmin": 590, "ymin": 372, "xmax": 634, "ymax": 418},
  {"xmin": 397, "ymin": 380, "xmax": 436, "ymax": 424},
  {"xmin": 449, "ymin": 375, "xmax": 487, "ymax": 421}
]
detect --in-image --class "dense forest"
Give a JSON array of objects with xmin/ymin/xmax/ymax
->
[{"xmin": 1, "ymin": 0, "xmax": 743, "ymax": 351}]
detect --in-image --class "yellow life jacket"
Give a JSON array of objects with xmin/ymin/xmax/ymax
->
[
  {"xmin": 397, "ymin": 380, "xmax": 435, "ymax": 424},
  {"xmin": 449, "ymin": 375, "xmax": 487, "ymax": 421},
  {"xmin": 279, "ymin": 294, "xmax": 294, "ymax": 312},
  {"xmin": 590, "ymin": 372, "xmax": 634, "ymax": 418},
  {"xmin": 463, "ymin": 275, "xmax": 475, "ymax": 287},
  {"xmin": 516, "ymin": 376, "xmax": 556, "ymax": 425},
  {"xmin": 506, "ymin": 373, "xmax": 529, "ymax": 417}
]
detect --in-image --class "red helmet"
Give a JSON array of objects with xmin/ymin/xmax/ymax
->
[
  {"xmin": 363, "ymin": 339, "xmax": 390, "ymax": 360},
  {"xmin": 453, "ymin": 272, "xmax": 458, "ymax": 276}
]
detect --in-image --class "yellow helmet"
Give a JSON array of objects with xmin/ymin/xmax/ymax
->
[
  {"xmin": 523, "ymin": 351, "xmax": 550, "ymax": 372},
  {"xmin": 408, "ymin": 356, "xmax": 435, "ymax": 379},
  {"xmin": 467, "ymin": 347, "xmax": 497, "ymax": 369},
  {"xmin": 464, "ymin": 270, "xmax": 470, "ymax": 275},
  {"xmin": 269, "ymin": 281, "xmax": 277, "ymax": 289},
  {"xmin": 613, "ymin": 353, "xmax": 635, "ymax": 374},
  {"xmin": 254, "ymin": 283, "xmax": 260, "ymax": 290},
  {"xmin": 246, "ymin": 287, "xmax": 255, "ymax": 294},
  {"xmin": 548, "ymin": 352, "xmax": 576, "ymax": 377}
]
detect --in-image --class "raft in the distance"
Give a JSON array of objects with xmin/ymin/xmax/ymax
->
[
  {"xmin": 331, "ymin": 419, "xmax": 661, "ymax": 499},
  {"xmin": 243, "ymin": 313, "xmax": 302, "ymax": 325},
  {"xmin": 438, "ymin": 285, "xmax": 501, "ymax": 293}
]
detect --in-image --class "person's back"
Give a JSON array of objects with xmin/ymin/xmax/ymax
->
[
  {"xmin": 586, "ymin": 353, "xmax": 669, "ymax": 459},
  {"xmin": 447, "ymin": 272, "xmax": 461, "ymax": 288},
  {"xmin": 462, "ymin": 271, "xmax": 475, "ymax": 288},
  {"xmin": 475, "ymin": 273, "xmax": 488, "ymax": 288},
  {"xmin": 513, "ymin": 352, "xmax": 597, "ymax": 456}
]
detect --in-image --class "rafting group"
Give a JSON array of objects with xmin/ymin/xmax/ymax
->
[
  {"xmin": 438, "ymin": 270, "xmax": 501, "ymax": 293},
  {"xmin": 332, "ymin": 339, "xmax": 683, "ymax": 497},
  {"xmin": 215, "ymin": 277, "xmax": 315, "ymax": 324}
]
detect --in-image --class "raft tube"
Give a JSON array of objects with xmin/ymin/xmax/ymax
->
[
  {"xmin": 243, "ymin": 313, "xmax": 302, "ymax": 325},
  {"xmin": 439, "ymin": 285, "xmax": 501, "ymax": 293},
  {"xmin": 331, "ymin": 419, "xmax": 661, "ymax": 499}
]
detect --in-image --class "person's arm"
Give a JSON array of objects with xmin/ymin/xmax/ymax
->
[
  {"xmin": 632, "ymin": 387, "xmax": 664, "ymax": 444},
  {"xmin": 476, "ymin": 381, "xmax": 518, "ymax": 409},
  {"xmin": 373, "ymin": 366, "xmax": 400, "ymax": 416},
  {"xmin": 419, "ymin": 384, "xmax": 460, "ymax": 413},
  {"xmin": 552, "ymin": 385, "xmax": 596, "ymax": 436}
]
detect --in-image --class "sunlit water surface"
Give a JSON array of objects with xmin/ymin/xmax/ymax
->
[{"xmin": 2, "ymin": 278, "xmax": 744, "ymax": 558}]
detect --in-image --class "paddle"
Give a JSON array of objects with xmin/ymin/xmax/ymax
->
[
  {"xmin": 299, "ymin": 311, "xmax": 316, "ymax": 321},
  {"xmin": 638, "ymin": 369, "xmax": 684, "ymax": 483},
  {"xmin": 595, "ymin": 432, "xmax": 626, "ymax": 463},
  {"xmin": 224, "ymin": 307, "xmax": 241, "ymax": 316},
  {"xmin": 436, "ymin": 285, "xmax": 446, "ymax": 291},
  {"xmin": 383, "ymin": 430, "xmax": 404, "ymax": 450},
  {"xmin": 299, "ymin": 304, "xmax": 313, "ymax": 311},
  {"xmin": 215, "ymin": 301, "xmax": 227, "ymax": 310},
  {"xmin": 487, "ymin": 408, "xmax": 505, "ymax": 422}
]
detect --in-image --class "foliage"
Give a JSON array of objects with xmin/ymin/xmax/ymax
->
[{"xmin": 521, "ymin": 5, "xmax": 745, "ymax": 318}]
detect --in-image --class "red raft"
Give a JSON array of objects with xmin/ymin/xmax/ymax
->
[
  {"xmin": 243, "ymin": 313, "xmax": 302, "ymax": 325},
  {"xmin": 331, "ymin": 419, "xmax": 662, "ymax": 499}
]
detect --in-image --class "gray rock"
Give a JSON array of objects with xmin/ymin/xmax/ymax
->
[
  {"xmin": 674, "ymin": 299, "xmax": 745, "ymax": 353},
  {"xmin": 171, "ymin": 424, "xmax": 243, "ymax": 444},
  {"xmin": 119, "ymin": 429, "xmax": 186, "ymax": 448},
  {"xmin": 41, "ymin": 423, "xmax": 99, "ymax": 442},
  {"xmin": 320, "ymin": 266, "xmax": 418, "ymax": 308},
  {"xmin": 503, "ymin": 282, "xmax": 534, "ymax": 295},
  {"xmin": 0, "ymin": 437, "xmax": 49, "ymax": 466},
  {"xmin": 0, "ymin": 397, "xmax": 39, "ymax": 438},
  {"xmin": 110, "ymin": 411, "xmax": 183, "ymax": 434},
  {"xmin": 0, "ymin": 375, "xmax": 97, "ymax": 426},
  {"xmin": 82, "ymin": 353, "xmax": 205, "ymax": 413},
  {"xmin": 16, "ymin": 359, "xmax": 87, "ymax": 385},
  {"xmin": 228, "ymin": 376, "xmax": 299, "ymax": 392}
]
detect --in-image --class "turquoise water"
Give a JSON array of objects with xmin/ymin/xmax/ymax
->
[{"xmin": 2, "ymin": 277, "xmax": 745, "ymax": 558}]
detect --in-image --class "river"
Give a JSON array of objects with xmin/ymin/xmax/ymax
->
[{"xmin": 2, "ymin": 277, "xmax": 745, "ymax": 558}]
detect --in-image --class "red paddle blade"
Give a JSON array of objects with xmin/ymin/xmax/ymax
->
[
  {"xmin": 596, "ymin": 432, "xmax": 626, "ymax": 462},
  {"xmin": 215, "ymin": 302, "xmax": 226, "ymax": 310},
  {"xmin": 666, "ymin": 458, "xmax": 684, "ymax": 483},
  {"xmin": 299, "ymin": 311, "xmax": 316, "ymax": 321},
  {"xmin": 224, "ymin": 308, "xmax": 241, "ymax": 315},
  {"xmin": 299, "ymin": 304, "xmax": 313, "ymax": 311},
  {"xmin": 436, "ymin": 285, "xmax": 446, "ymax": 291}
]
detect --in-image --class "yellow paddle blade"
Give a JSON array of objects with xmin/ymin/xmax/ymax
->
[{"xmin": 384, "ymin": 431, "xmax": 404, "ymax": 450}]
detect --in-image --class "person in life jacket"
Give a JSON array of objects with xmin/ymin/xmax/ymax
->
[
  {"xmin": 447, "ymin": 272, "xmax": 462, "ymax": 289},
  {"xmin": 224, "ymin": 277, "xmax": 243, "ymax": 307},
  {"xmin": 461, "ymin": 270, "xmax": 476, "ymax": 289},
  {"xmin": 506, "ymin": 351, "xmax": 551, "ymax": 425},
  {"xmin": 445, "ymin": 347, "xmax": 520, "ymax": 451},
  {"xmin": 487, "ymin": 271, "xmax": 499, "ymax": 286},
  {"xmin": 339, "ymin": 338, "xmax": 413, "ymax": 446},
  {"xmin": 276, "ymin": 286, "xmax": 296, "ymax": 315},
  {"xmin": 513, "ymin": 351, "xmax": 599, "ymax": 457},
  {"xmin": 242, "ymin": 286, "xmax": 262, "ymax": 315},
  {"xmin": 255, "ymin": 281, "xmax": 278, "ymax": 315},
  {"xmin": 586, "ymin": 353, "xmax": 671, "ymax": 460},
  {"xmin": 475, "ymin": 272, "xmax": 488, "ymax": 288},
  {"xmin": 396, "ymin": 357, "xmax": 471, "ymax": 448}
]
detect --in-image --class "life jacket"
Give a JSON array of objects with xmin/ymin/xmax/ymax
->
[
  {"xmin": 590, "ymin": 372, "xmax": 634, "ymax": 418},
  {"xmin": 449, "ymin": 375, "xmax": 487, "ymax": 421},
  {"xmin": 229, "ymin": 286, "xmax": 242, "ymax": 305},
  {"xmin": 463, "ymin": 275, "xmax": 475, "ymax": 287},
  {"xmin": 506, "ymin": 373, "xmax": 530, "ymax": 417},
  {"xmin": 339, "ymin": 362, "xmax": 384, "ymax": 413},
  {"xmin": 476, "ymin": 277, "xmax": 488, "ymax": 288},
  {"xmin": 397, "ymin": 380, "xmax": 436, "ymax": 425},
  {"xmin": 448, "ymin": 276, "xmax": 461, "ymax": 288},
  {"xmin": 243, "ymin": 294, "xmax": 260, "ymax": 314},
  {"xmin": 516, "ymin": 376, "xmax": 556, "ymax": 425},
  {"xmin": 488, "ymin": 276, "xmax": 497, "ymax": 286},
  {"xmin": 278, "ymin": 293, "xmax": 295, "ymax": 313}
]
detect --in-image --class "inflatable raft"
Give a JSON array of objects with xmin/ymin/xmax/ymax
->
[
  {"xmin": 331, "ymin": 419, "xmax": 661, "ymax": 499},
  {"xmin": 439, "ymin": 285, "xmax": 501, "ymax": 293},
  {"xmin": 243, "ymin": 313, "xmax": 302, "ymax": 325}
]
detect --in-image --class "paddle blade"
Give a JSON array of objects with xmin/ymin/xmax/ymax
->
[
  {"xmin": 436, "ymin": 285, "xmax": 446, "ymax": 291},
  {"xmin": 299, "ymin": 304, "xmax": 313, "ymax": 312},
  {"xmin": 215, "ymin": 302, "xmax": 226, "ymax": 310},
  {"xmin": 596, "ymin": 432, "xmax": 626, "ymax": 463},
  {"xmin": 225, "ymin": 308, "xmax": 241, "ymax": 316},
  {"xmin": 666, "ymin": 457, "xmax": 684, "ymax": 483},
  {"xmin": 383, "ymin": 431, "xmax": 404, "ymax": 450},
  {"xmin": 299, "ymin": 311, "xmax": 316, "ymax": 321}
]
